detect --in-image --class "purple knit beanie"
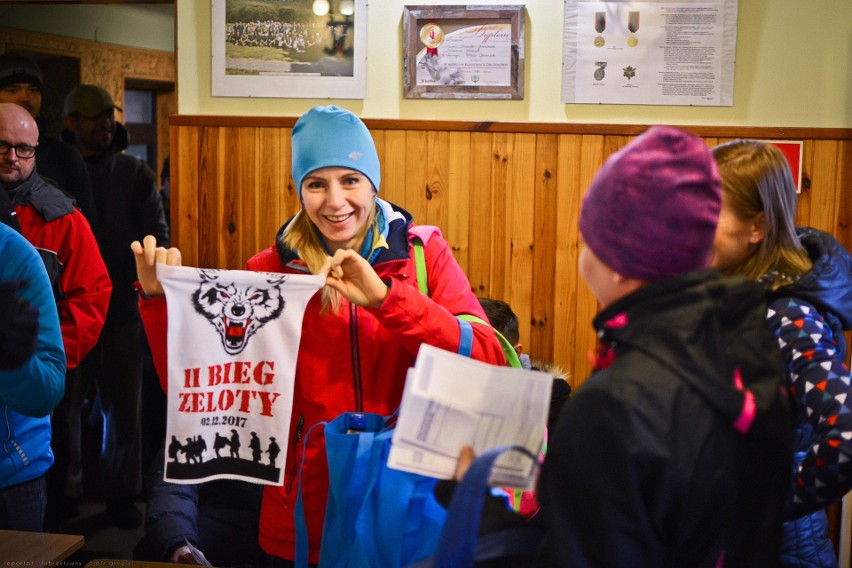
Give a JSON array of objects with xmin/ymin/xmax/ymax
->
[{"xmin": 579, "ymin": 126, "xmax": 721, "ymax": 281}]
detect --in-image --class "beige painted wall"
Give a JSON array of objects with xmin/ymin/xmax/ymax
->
[
  {"xmin": 178, "ymin": 0, "xmax": 852, "ymax": 127},
  {"xmin": 0, "ymin": 3, "xmax": 174, "ymax": 52}
]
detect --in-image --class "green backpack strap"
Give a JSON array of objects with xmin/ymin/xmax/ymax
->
[
  {"xmin": 412, "ymin": 236, "xmax": 429, "ymax": 295},
  {"xmin": 413, "ymin": 237, "xmax": 522, "ymax": 368},
  {"xmin": 458, "ymin": 315, "xmax": 523, "ymax": 368}
]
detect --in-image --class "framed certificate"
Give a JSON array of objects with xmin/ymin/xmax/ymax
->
[{"xmin": 402, "ymin": 5, "xmax": 525, "ymax": 100}]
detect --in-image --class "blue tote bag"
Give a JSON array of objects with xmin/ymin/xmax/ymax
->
[{"xmin": 295, "ymin": 411, "xmax": 448, "ymax": 568}]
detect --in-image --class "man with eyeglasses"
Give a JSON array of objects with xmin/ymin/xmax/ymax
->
[
  {"xmin": 0, "ymin": 100, "xmax": 110, "ymax": 355},
  {"xmin": 0, "ymin": 102, "xmax": 112, "ymax": 528},
  {"xmin": 0, "ymin": 53, "xmax": 98, "ymax": 233}
]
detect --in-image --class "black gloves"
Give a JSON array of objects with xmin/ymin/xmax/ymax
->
[{"xmin": 0, "ymin": 280, "xmax": 40, "ymax": 370}]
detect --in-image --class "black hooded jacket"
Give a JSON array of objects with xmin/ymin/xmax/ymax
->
[
  {"xmin": 62, "ymin": 122, "xmax": 169, "ymax": 324},
  {"xmin": 537, "ymin": 271, "xmax": 792, "ymax": 567},
  {"xmin": 34, "ymin": 114, "xmax": 98, "ymax": 232}
]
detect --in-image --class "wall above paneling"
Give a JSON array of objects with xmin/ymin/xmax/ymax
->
[
  {"xmin": 0, "ymin": 3, "xmax": 174, "ymax": 52},
  {"xmin": 177, "ymin": 0, "xmax": 852, "ymax": 128}
]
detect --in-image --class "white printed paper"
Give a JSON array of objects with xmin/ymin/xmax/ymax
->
[{"xmin": 388, "ymin": 344, "xmax": 552, "ymax": 489}]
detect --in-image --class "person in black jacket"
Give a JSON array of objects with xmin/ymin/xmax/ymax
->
[
  {"xmin": 62, "ymin": 84, "xmax": 169, "ymax": 530},
  {"xmin": 534, "ymin": 126, "xmax": 793, "ymax": 567},
  {"xmin": 453, "ymin": 127, "xmax": 794, "ymax": 567}
]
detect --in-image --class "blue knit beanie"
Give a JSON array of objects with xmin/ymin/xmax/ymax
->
[{"xmin": 291, "ymin": 106, "xmax": 381, "ymax": 196}]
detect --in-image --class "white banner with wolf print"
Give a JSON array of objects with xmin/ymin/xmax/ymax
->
[{"xmin": 158, "ymin": 264, "xmax": 324, "ymax": 485}]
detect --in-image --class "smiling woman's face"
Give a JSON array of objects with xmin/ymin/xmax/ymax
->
[{"xmin": 300, "ymin": 166, "xmax": 376, "ymax": 253}]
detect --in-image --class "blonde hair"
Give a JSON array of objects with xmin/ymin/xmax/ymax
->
[
  {"xmin": 712, "ymin": 140, "xmax": 811, "ymax": 289},
  {"xmin": 280, "ymin": 203, "xmax": 377, "ymax": 313}
]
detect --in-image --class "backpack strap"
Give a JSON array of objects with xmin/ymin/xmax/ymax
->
[
  {"xmin": 411, "ymin": 234, "xmax": 522, "ymax": 367},
  {"xmin": 433, "ymin": 446, "xmax": 539, "ymax": 568},
  {"xmin": 411, "ymin": 234, "xmax": 430, "ymax": 296},
  {"xmin": 458, "ymin": 315, "xmax": 523, "ymax": 369}
]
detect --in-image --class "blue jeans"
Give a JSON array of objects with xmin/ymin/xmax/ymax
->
[{"xmin": 0, "ymin": 474, "xmax": 47, "ymax": 531}]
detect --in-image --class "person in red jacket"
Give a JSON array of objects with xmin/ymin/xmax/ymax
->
[
  {"xmin": 0, "ymin": 101, "xmax": 111, "ymax": 530},
  {"xmin": 132, "ymin": 105, "xmax": 504, "ymax": 566},
  {"xmin": 0, "ymin": 103, "xmax": 110, "ymax": 371}
]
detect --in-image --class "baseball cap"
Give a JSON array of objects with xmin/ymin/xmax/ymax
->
[{"xmin": 63, "ymin": 84, "xmax": 122, "ymax": 118}]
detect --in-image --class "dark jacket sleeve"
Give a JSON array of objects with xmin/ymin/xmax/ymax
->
[
  {"xmin": 59, "ymin": 144, "xmax": 99, "ymax": 234},
  {"xmin": 770, "ymin": 297, "xmax": 852, "ymax": 518},
  {"xmin": 141, "ymin": 447, "xmax": 202, "ymax": 561},
  {"xmin": 134, "ymin": 163, "xmax": 170, "ymax": 248},
  {"xmin": 0, "ymin": 228, "xmax": 66, "ymax": 417}
]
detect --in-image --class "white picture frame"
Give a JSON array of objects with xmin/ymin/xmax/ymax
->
[{"xmin": 212, "ymin": 0, "xmax": 367, "ymax": 99}]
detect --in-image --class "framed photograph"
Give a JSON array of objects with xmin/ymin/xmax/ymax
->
[
  {"xmin": 402, "ymin": 5, "xmax": 525, "ymax": 100},
  {"xmin": 212, "ymin": 0, "xmax": 367, "ymax": 99}
]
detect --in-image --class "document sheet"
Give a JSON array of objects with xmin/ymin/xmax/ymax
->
[{"xmin": 388, "ymin": 344, "xmax": 553, "ymax": 489}]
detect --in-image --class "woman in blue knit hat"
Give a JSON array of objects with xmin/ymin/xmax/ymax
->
[{"xmin": 131, "ymin": 105, "xmax": 505, "ymax": 566}]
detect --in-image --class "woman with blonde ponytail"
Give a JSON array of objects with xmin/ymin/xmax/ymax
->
[{"xmin": 132, "ymin": 105, "xmax": 505, "ymax": 567}]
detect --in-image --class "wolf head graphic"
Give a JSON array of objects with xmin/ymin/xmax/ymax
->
[{"xmin": 192, "ymin": 269, "xmax": 287, "ymax": 355}]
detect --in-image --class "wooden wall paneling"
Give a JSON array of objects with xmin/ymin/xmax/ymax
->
[
  {"xmin": 215, "ymin": 126, "xmax": 247, "ymax": 268},
  {"xmin": 602, "ymin": 134, "xmax": 631, "ymax": 161},
  {"xmin": 467, "ymin": 132, "xmax": 495, "ymax": 297},
  {"xmin": 447, "ymin": 131, "xmax": 472, "ymax": 273},
  {"xmin": 169, "ymin": 117, "xmax": 852, "ymax": 395},
  {"xmin": 171, "ymin": 125, "xmax": 200, "ymax": 266},
  {"xmin": 197, "ymin": 126, "xmax": 222, "ymax": 269},
  {"xmin": 237, "ymin": 127, "xmax": 261, "ymax": 267},
  {"xmin": 424, "ymin": 130, "xmax": 450, "ymax": 230},
  {"xmin": 370, "ymin": 129, "xmax": 386, "ymax": 201},
  {"xmin": 530, "ymin": 133, "xmax": 559, "ymax": 366},
  {"xmin": 506, "ymin": 133, "xmax": 537, "ymax": 358},
  {"xmin": 252, "ymin": 125, "xmax": 282, "ymax": 263},
  {"xmin": 837, "ymin": 140, "xmax": 852, "ymax": 256},
  {"xmin": 809, "ymin": 140, "xmax": 840, "ymax": 234},
  {"xmin": 403, "ymin": 130, "xmax": 429, "ymax": 226},
  {"xmin": 489, "ymin": 132, "xmax": 513, "ymax": 300},
  {"xmin": 795, "ymin": 140, "xmax": 815, "ymax": 227},
  {"xmin": 376, "ymin": 130, "xmax": 406, "ymax": 209},
  {"xmin": 551, "ymin": 134, "xmax": 584, "ymax": 384},
  {"xmin": 570, "ymin": 135, "xmax": 608, "ymax": 388},
  {"xmin": 840, "ymin": 140, "xmax": 852, "ymax": 370}
]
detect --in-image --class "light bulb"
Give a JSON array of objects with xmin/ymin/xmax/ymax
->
[
  {"xmin": 312, "ymin": 0, "xmax": 330, "ymax": 16},
  {"xmin": 339, "ymin": 0, "xmax": 354, "ymax": 16}
]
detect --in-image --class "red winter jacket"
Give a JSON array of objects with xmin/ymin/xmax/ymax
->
[
  {"xmin": 140, "ymin": 208, "xmax": 504, "ymax": 562},
  {"xmin": 10, "ymin": 172, "xmax": 111, "ymax": 369}
]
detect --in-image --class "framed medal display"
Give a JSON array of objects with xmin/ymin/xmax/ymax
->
[
  {"xmin": 561, "ymin": 0, "xmax": 738, "ymax": 106},
  {"xmin": 402, "ymin": 5, "xmax": 526, "ymax": 100},
  {"xmin": 211, "ymin": 0, "xmax": 368, "ymax": 99}
]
